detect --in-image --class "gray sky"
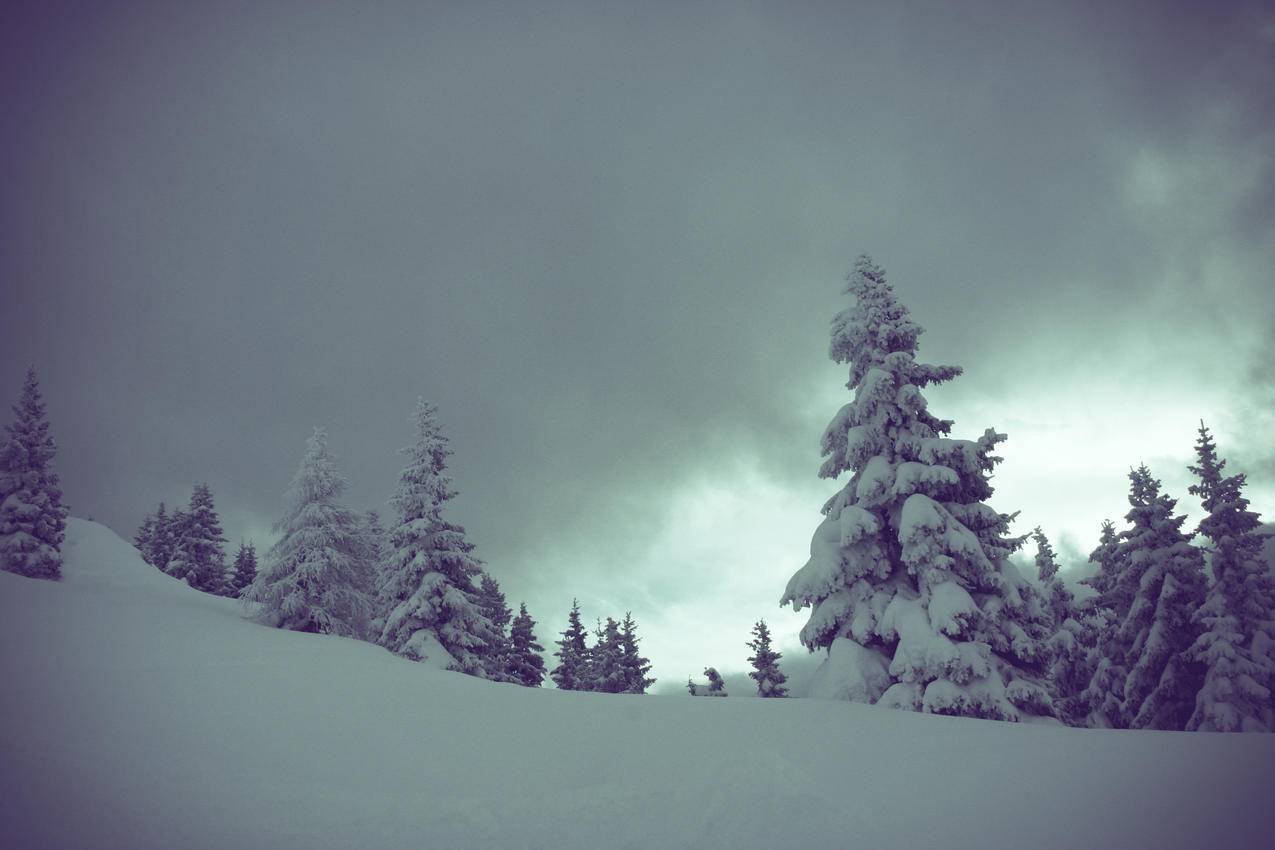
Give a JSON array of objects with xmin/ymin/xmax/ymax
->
[{"xmin": 3, "ymin": 0, "xmax": 1273, "ymax": 687}]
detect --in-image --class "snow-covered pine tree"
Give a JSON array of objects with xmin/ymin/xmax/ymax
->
[
  {"xmin": 378, "ymin": 401, "xmax": 497, "ymax": 674},
  {"xmin": 551, "ymin": 599, "xmax": 592, "ymax": 690},
  {"xmin": 590, "ymin": 617, "xmax": 625, "ymax": 693},
  {"xmin": 475, "ymin": 573, "xmax": 513, "ymax": 680},
  {"xmin": 0, "ymin": 368, "xmax": 68, "ymax": 580},
  {"xmin": 617, "ymin": 612, "xmax": 655, "ymax": 694},
  {"xmin": 1119, "ymin": 466, "xmax": 1208, "ymax": 730},
  {"xmin": 166, "ymin": 483, "xmax": 228, "ymax": 593},
  {"xmin": 780, "ymin": 256, "xmax": 1053, "ymax": 720},
  {"xmin": 144, "ymin": 503, "xmax": 179, "ymax": 572},
  {"xmin": 1082, "ymin": 466, "xmax": 1206, "ymax": 729},
  {"xmin": 686, "ymin": 678, "xmax": 697, "ymax": 695},
  {"xmin": 747, "ymin": 619, "xmax": 788, "ymax": 698},
  {"xmin": 229, "ymin": 541, "xmax": 258, "ymax": 596},
  {"xmin": 134, "ymin": 511, "xmax": 158, "ymax": 565},
  {"xmin": 1032, "ymin": 528, "xmax": 1088, "ymax": 721},
  {"xmin": 244, "ymin": 428, "xmax": 373, "ymax": 637},
  {"xmin": 1186, "ymin": 423, "xmax": 1275, "ymax": 732},
  {"xmin": 507, "ymin": 603, "xmax": 547, "ymax": 687}
]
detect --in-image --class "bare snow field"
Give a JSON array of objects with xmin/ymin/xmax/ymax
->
[{"xmin": 3, "ymin": 519, "xmax": 1272, "ymax": 850}]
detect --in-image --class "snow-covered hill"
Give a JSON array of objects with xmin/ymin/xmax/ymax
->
[{"xmin": 2, "ymin": 520, "xmax": 1272, "ymax": 850}]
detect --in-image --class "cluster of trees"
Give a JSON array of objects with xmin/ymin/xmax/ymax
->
[
  {"xmin": 783, "ymin": 255, "xmax": 1273, "ymax": 731},
  {"xmin": 690, "ymin": 619, "xmax": 789, "ymax": 698},
  {"xmin": 236, "ymin": 401, "xmax": 549, "ymax": 686},
  {"xmin": 550, "ymin": 600, "xmax": 655, "ymax": 693},
  {"xmin": 133, "ymin": 488, "xmax": 258, "ymax": 596},
  {"xmin": 0, "ymin": 368, "xmax": 67, "ymax": 580},
  {"xmin": 1046, "ymin": 425, "xmax": 1274, "ymax": 732}
]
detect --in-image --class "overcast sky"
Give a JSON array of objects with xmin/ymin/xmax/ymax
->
[{"xmin": 3, "ymin": 0, "xmax": 1273, "ymax": 689}]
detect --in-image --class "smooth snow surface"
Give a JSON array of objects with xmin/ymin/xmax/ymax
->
[{"xmin": 2, "ymin": 520, "xmax": 1273, "ymax": 850}]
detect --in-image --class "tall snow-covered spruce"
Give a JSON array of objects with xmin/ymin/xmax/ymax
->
[
  {"xmin": 1186, "ymin": 424, "xmax": 1274, "ymax": 732},
  {"xmin": 243, "ymin": 428, "xmax": 374, "ymax": 637},
  {"xmin": 0, "ymin": 367, "xmax": 68, "ymax": 580},
  {"xmin": 780, "ymin": 256, "xmax": 1052, "ymax": 721},
  {"xmin": 377, "ymin": 400, "xmax": 497, "ymax": 675}
]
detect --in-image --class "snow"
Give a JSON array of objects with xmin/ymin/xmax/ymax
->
[{"xmin": 2, "ymin": 519, "xmax": 1273, "ymax": 849}]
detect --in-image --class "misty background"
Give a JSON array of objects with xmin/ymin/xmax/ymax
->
[{"xmin": 3, "ymin": 0, "xmax": 1273, "ymax": 688}]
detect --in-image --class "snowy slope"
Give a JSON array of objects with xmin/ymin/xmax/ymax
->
[{"xmin": 1, "ymin": 520, "xmax": 1272, "ymax": 850}]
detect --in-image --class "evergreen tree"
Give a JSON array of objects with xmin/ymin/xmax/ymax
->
[
  {"xmin": 747, "ymin": 619, "xmax": 788, "ymax": 698},
  {"xmin": 617, "ymin": 611, "xmax": 655, "ymax": 694},
  {"xmin": 591, "ymin": 617, "xmax": 625, "ymax": 693},
  {"xmin": 146, "ymin": 503, "xmax": 179, "ymax": 573},
  {"xmin": 476, "ymin": 573, "xmax": 513, "ymax": 680},
  {"xmin": 244, "ymin": 428, "xmax": 373, "ymax": 637},
  {"xmin": 780, "ymin": 256, "xmax": 1052, "ymax": 720},
  {"xmin": 551, "ymin": 599, "xmax": 591, "ymax": 690},
  {"xmin": 167, "ymin": 483, "xmax": 228, "ymax": 593},
  {"xmin": 0, "ymin": 367, "xmax": 68, "ymax": 580},
  {"xmin": 1081, "ymin": 467, "xmax": 1206, "ymax": 729},
  {"xmin": 134, "ymin": 511, "xmax": 158, "ymax": 565},
  {"xmin": 229, "ymin": 541, "xmax": 258, "ymax": 596},
  {"xmin": 378, "ymin": 401, "xmax": 497, "ymax": 674},
  {"xmin": 1032, "ymin": 528, "xmax": 1088, "ymax": 721},
  {"xmin": 507, "ymin": 603, "xmax": 547, "ymax": 687},
  {"xmin": 1186, "ymin": 423, "xmax": 1275, "ymax": 731},
  {"xmin": 686, "ymin": 677, "xmax": 697, "ymax": 696}
]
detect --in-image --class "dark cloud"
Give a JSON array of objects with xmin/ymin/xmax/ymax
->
[{"xmin": 3, "ymin": 0, "xmax": 1272, "ymax": 679}]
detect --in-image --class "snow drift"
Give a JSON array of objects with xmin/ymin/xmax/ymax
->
[{"xmin": 1, "ymin": 519, "xmax": 1273, "ymax": 850}]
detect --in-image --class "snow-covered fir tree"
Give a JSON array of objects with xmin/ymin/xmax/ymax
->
[
  {"xmin": 1185, "ymin": 424, "xmax": 1274, "ymax": 732},
  {"xmin": 134, "ymin": 512, "xmax": 158, "ymax": 565},
  {"xmin": 1080, "ymin": 467, "xmax": 1206, "ymax": 729},
  {"xmin": 0, "ymin": 367, "xmax": 68, "ymax": 580},
  {"xmin": 551, "ymin": 599, "xmax": 591, "ymax": 690},
  {"xmin": 747, "ymin": 619, "xmax": 788, "ymax": 698},
  {"xmin": 590, "ymin": 617, "xmax": 625, "ymax": 693},
  {"xmin": 617, "ymin": 612, "xmax": 655, "ymax": 694},
  {"xmin": 1031, "ymin": 528, "xmax": 1088, "ymax": 721},
  {"xmin": 476, "ymin": 573, "xmax": 513, "ymax": 679},
  {"xmin": 228, "ymin": 541, "xmax": 258, "ymax": 596},
  {"xmin": 377, "ymin": 401, "xmax": 497, "ymax": 675},
  {"xmin": 137, "ymin": 502, "xmax": 179, "ymax": 572},
  {"xmin": 244, "ymin": 428, "xmax": 373, "ymax": 637},
  {"xmin": 780, "ymin": 256, "xmax": 1053, "ymax": 721},
  {"xmin": 690, "ymin": 667, "xmax": 728, "ymax": 697},
  {"xmin": 166, "ymin": 483, "xmax": 228, "ymax": 593},
  {"xmin": 506, "ymin": 603, "xmax": 547, "ymax": 687}
]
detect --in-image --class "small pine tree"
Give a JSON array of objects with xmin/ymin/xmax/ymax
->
[
  {"xmin": 145, "ymin": 503, "xmax": 179, "ymax": 572},
  {"xmin": 0, "ymin": 367, "xmax": 68, "ymax": 580},
  {"xmin": 747, "ymin": 619, "xmax": 788, "ymax": 698},
  {"xmin": 551, "ymin": 599, "xmax": 592, "ymax": 690},
  {"xmin": 475, "ymin": 573, "xmax": 513, "ymax": 679},
  {"xmin": 134, "ymin": 511, "xmax": 158, "ymax": 564},
  {"xmin": 686, "ymin": 677, "xmax": 697, "ymax": 695},
  {"xmin": 507, "ymin": 603, "xmax": 547, "ymax": 687},
  {"xmin": 617, "ymin": 611, "xmax": 655, "ymax": 694},
  {"xmin": 590, "ymin": 617, "xmax": 625, "ymax": 693},
  {"xmin": 378, "ymin": 401, "xmax": 497, "ymax": 673},
  {"xmin": 244, "ymin": 428, "xmax": 373, "ymax": 637},
  {"xmin": 229, "ymin": 541, "xmax": 258, "ymax": 596},
  {"xmin": 167, "ymin": 483, "xmax": 228, "ymax": 593},
  {"xmin": 1186, "ymin": 423, "xmax": 1275, "ymax": 732}
]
